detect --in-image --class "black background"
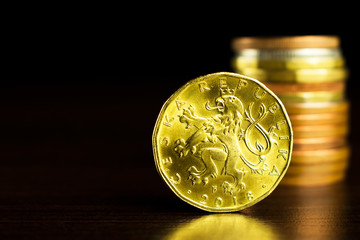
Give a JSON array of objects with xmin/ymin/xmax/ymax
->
[
  {"xmin": 4, "ymin": 7, "xmax": 359, "ymax": 192},
  {"xmin": 12, "ymin": 9, "xmax": 359, "ymax": 162},
  {"xmin": 15, "ymin": 8, "xmax": 359, "ymax": 82}
]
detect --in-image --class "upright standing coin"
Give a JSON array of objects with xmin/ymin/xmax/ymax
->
[{"xmin": 153, "ymin": 72, "xmax": 293, "ymax": 212}]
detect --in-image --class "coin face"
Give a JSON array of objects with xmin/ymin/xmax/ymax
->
[{"xmin": 153, "ymin": 72, "xmax": 293, "ymax": 212}]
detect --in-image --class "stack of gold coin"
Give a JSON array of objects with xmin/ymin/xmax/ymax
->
[{"xmin": 232, "ymin": 36, "xmax": 349, "ymax": 186}]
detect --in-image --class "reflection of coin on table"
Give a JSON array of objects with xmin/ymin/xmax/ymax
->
[
  {"xmin": 163, "ymin": 214, "xmax": 280, "ymax": 240},
  {"xmin": 153, "ymin": 72, "xmax": 293, "ymax": 212}
]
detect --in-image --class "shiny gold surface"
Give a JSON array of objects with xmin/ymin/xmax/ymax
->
[
  {"xmin": 236, "ymin": 68, "xmax": 348, "ymax": 83},
  {"xmin": 293, "ymin": 137, "xmax": 347, "ymax": 150},
  {"xmin": 235, "ymin": 48, "xmax": 342, "ymax": 59},
  {"xmin": 293, "ymin": 124, "xmax": 348, "ymax": 138},
  {"xmin": 153, "ymin": 72, "xmax": 293, "ymax": 212},
  {"xmin": 287, "ymin": 159, "xmax": 349, "ymax": 175},
  {"xmin": 232, "ymin": 36, "xmax": 340, "ymax": 50},
  {"xmin": 264, "ymin": 81, "xmax": 345, "ymax": 93},
  {"xmin": 163, "ymin": 214, "xmax": 279, "ymax": 240},
  {"xmin": 284, "ymin": 101, "xmax": 349, "ymax": 114},
  {"xmin": 233, "ymin": 57, "xmax": 344, "ymax": 70},
  {"xmin": 289, "ymin": 112, "xmax": 348, "ymax": 125},
  {"xmin": 280, "ymin": 173, "xmax": 345, "ymax": 186},
  {"xmin": 277, "ymin": 91, "xmax": 344, "ymax": 103},
  {"xmin": 291, "ymin": 146, "xmax": 350, "ymax": 164}
]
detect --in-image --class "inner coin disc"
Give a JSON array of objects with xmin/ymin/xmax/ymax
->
[{"xmin": 152, "ymin": 72, "xmax": 293, "ymax": 212}]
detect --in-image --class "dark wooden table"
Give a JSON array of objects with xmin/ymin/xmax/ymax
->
[{"xmin": 0, "ymin": 80, "xmax": 359, "ymax": 239}]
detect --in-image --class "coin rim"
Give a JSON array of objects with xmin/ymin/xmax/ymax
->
[
  {"xmin": 264, "ymin": 81, "xmax": 346, "ymax": 93},
  {"xmin": 152, "ymin": 72, "xmax": 293, "ymax": 212},
  {"xmin": 232, "ymin": 36, "xmax": 340, "ymax": 50},
  {"xmin": 280, "ymin": 172, "xmax": 345, "ymax": 186},
  {"xmin": 232, "ymin": 56, "xmax": 345, "ymax": 70},
  {"xmin": 233, "ymin": 48, "xmax": 343, "ymax": 59},
  {"xmin": 284, "ymin": 101, "xmax": 349, "ymax": 114},
  {"xmin": 277, "ymin": 91, "xmax": 345, "ymax": 103},
  {"xmin": 235, "ymin": 68, "xmax": 348, "ymax": 83}
]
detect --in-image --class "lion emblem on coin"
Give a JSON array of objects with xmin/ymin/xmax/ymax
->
[{"xmin": 174, "ymin": 80, "xmax": 276, "ymax": 194}]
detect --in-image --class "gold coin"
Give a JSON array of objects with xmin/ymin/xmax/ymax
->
[
  {"xmin": 284, "ymin": 101, "xmax": 349, "ymax": 114},
  {"xmin": 289, "ymin": 112, "xmax": 348, "ymax": 125},
  {"xmin": 235, "ymin": 48, "xmax": 342, "ymax": 59},
  {"xmin": 293, "ymin": 124, "xmax": 348, "ymax": 138},
  {"xmin": 236, "ymin": 68, "xmax": 348, "ymax": 83},
  {"xmin": 280, "ymin": 172, "xmax": 345, "ymax": 186},
  {"xmin": 264, "ymin": 81, "xmax": 345, "ymax": 93},
  {"xmin": 232, "ymin": 56, "xmax": 345, "ymax": 70},
  {"xmin": 153, "ymin": 72, "xmax": 293, "ymax": 212},
  {"xmin": 287, "ymin": 159, "xmax": 349, "ymax": 175},
  {"xmin": 232, "ymin": 35, "xmax": 340, "ymax": 50},
  {"xmin": 277, "ymin": 91, "xmax": 344, "ymax": 103},
  {"xmin": 293, "ymin": 137, "xmax": 347, "ymax": 150},
  {"xmin": 291, "ymin": 146, "xmax": 350, "ymax": 164}
]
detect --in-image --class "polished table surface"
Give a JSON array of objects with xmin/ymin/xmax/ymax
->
[{"xmin": 0, "ymin": 81, "xmax": 359, "ymax": 239}]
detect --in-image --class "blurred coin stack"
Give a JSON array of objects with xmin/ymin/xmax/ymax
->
[{"xmin": 231, "ymin": 36, "xmax": 350, "ymax": 186}]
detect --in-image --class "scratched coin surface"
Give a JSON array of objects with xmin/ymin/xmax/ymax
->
[{"xmin": 152, "ymin": 72, "xmax": 293, "ymax": 212}]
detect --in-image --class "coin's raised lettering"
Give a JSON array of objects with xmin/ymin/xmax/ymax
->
[
  {"xmin": 169, "ymin": 173, "xmax": 181, "ymax": 184},
  {"xmin": 160, "ymin": 136, "xmax": 169, "ymax": 146},
  {"xmin": 201, "ymin": 194, "xmax": 208, "ymax": 203},
  {"xmin": 277, "ymin": 149, "xmax": 288, "ymax": 160},
  {"xmin": 162, "ymin": 157, "xmax": 173, "ymax": 165},
  {"xmin": 254, "ymin": 87, "xmax": 267, "ymax": 99},
  {"xmin": 246, "ymin": 191, "xmax": 254, "ymax": 201},
  {"xmin": 163, "ymin": 115, "xmax": 174, "ymax": 127},
  {"xmin": 269, "ymin": 165, "xmax": 280, "ymax": 176},
  {"xmin": 237, "ymin": 79, "xmax": 248, "ymax": 89},
  {"xmin": 199, "ymin": 82, "xmax": 210, "ymax": 92},
  {"xmin": 219, "ymin": 77, "xmax": 228, "ymax": 88},
  {"xmin": 219, "ymin": 77, "xmax": 235, "ymax": 95},
  {"xmin": 276, "ymin": 120, "xmax": 286, "ymax": 130},
  {"xmin": 268, "ymin": 102, "xmax": 279, "ymax": 113},
  {"xmin": 176, "ymin": 100, "xmax": 186, "ymax": 110},
  {"xmin": 279, "ymin": 136, "xmax": 289, "ymax": 140},
  {"xmin": 215, "ymin": 197, "xmax": 223, "ymax": 207}
]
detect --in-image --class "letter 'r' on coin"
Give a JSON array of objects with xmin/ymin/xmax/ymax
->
[{"xmin": 152, "ymin": 72, "xmax": 293, "ymax": 212}]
